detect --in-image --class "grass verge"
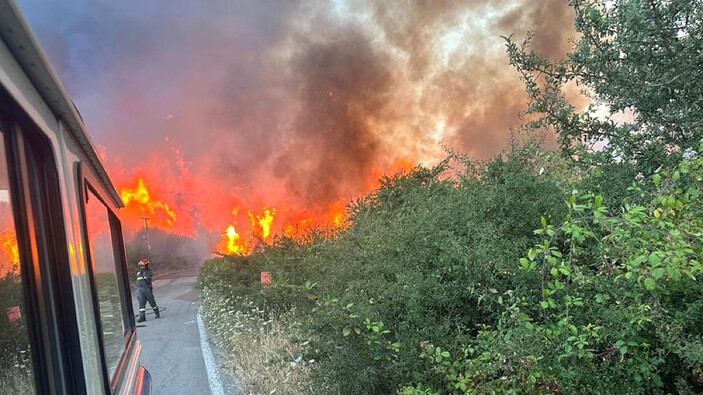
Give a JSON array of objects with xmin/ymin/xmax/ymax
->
[{"xmin": 200, "ymin": 286, "xmax": 316, "ymax": 395}]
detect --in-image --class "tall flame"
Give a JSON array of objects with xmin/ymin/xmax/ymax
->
[
  {"xmin": 225, "ymin": 225, "xmax": 245, "ymax": 255},
  {"xmin": 120, "ymin": 177, "xmax": 178, "ymax": 230},
  {"xmin": 248, "ymin": 208, "xmax": 276, "ymax": 240},
  {"xmin": 0, "ymin": 227, "xmax": 19, "ymax": 273}
]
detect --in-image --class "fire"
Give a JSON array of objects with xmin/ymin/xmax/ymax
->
[
  {"xmin": 225, "ymin": 225, "xmax": 245, "ymax": 255},
  {"xmin": 111, "ymin": 149, "xmax": 417, "ymax": 257},
  {"xmin": 120, "ymin": 177, "xmax": 178, "ymax": 231},
  {"xmin": 0, "ymin": 227, "xmax": 19, "ymax": 273},
  {"xmin": 283, "ymin": 217, "xmax": 313, "ymax": 238},
  {"xmin": 369, "ymin": 157, "xmax": 414, "ymax": 189},
  {"xmin": 248, "ymin": 208, "xmax": 276, "ymax": 239},
  {"xmin": 325, "ymin": 202, "xmax": 346, "ymax": 228}
]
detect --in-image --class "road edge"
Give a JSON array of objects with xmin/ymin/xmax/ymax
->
[{"xmin": 197, "ymin": 307, "xmax": 225, "ymax": 395}]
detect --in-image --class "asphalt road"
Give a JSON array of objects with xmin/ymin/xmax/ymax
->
[{"xmin": 134, "ymin": 271, "xmax": 238, "ymax": 394}]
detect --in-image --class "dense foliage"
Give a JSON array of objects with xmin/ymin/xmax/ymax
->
[
  {"xmin": 506, "ymin": 0, "xmax": 703, "ymax": 172},
  {"xmin": 199, "ymin": 0, "xmax": 703, "ymax": 393}
]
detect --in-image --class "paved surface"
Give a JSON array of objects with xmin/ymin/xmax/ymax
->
[{"xmin": 134, "ymin": 274, "xmax": 238, "ymax": 394}]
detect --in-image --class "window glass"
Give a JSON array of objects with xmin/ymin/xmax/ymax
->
[
  {"xmin": 84, "ymin": 189, "xmax": 125, "ymax": 378},
  {"xmin": 0, "ymin": 137, "xmax": 35, "ymax": 392}
]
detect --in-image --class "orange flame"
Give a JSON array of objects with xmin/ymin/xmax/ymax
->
[
  {"xmin": 225, "ymin": 225, "xmax": 246, "ymax": 255},
  {"xmin": 283, "ymin": 217, "xmax": 313, "ymax": 238},
  {"xmin": 0, "ymin": 227, "xmax": 19, "ymax": 273},
  {"xmin": 325, "ymin": 202, "xmax": 346, "ymax": 228},
  {"xmin": 248, "ymin": 208, "xmax": 276, "ymax": 240},
  {"xmin": 120, "ymin": 177, "xmax": 178, "ymax": 230}
]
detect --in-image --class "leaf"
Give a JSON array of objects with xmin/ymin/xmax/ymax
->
[
  {"xmin": 648, "ymin": 253, "xmax": 661, "ymax": 266},
  {"xmin": 519, "ymin": 258, "xmax": 529, "ymax": 269},
  {"xmin": 652, "ymin": 374, "xmax": 663, "ymax": 387},
  {"xmin": 653, "ymin": 173, "xmax": 661, "ymax": 185},
  {"xmin": 528, "ymin": 249, "xmax": 537, "ymax": 261},
  {"xmin": 541, "ymin": 216, "xmax": 547, "ymax": 227},
  {"xmin": 343, "ymin": 327, "xmax": 351, "ymax": 337},
  {"xmin": 644, "ymin": 277, "xmax": 656, "ymax": 291},
  {"xmin": 651, "ymin": 268, "xmax": 664, "ymax": 280}
]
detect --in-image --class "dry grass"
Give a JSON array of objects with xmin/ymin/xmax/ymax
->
[
  {"xmin": 200, "ymin": 288, "xmax": 317, "ymax": 395},
  {"xmin": 0, "ymin": 361, "xmax": 34, "ymax": 395}
]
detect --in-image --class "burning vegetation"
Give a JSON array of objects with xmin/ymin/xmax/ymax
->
[{"xmin": 116, "ymin": 157, "xmax": 413, "ymax": 256}]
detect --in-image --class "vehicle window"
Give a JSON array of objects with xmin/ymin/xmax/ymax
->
[
  {"xmin": 84, "ymin": 188, "xmax": 125, "ymax": 378},
  {"xmin": 0, "ymin": 136, "xmax": 35, "ymax": 393}
]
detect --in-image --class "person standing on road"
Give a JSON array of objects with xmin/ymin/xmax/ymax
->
[{"xmin": 136, "ymin": 258, "xmax": 160, "ymax": 322}]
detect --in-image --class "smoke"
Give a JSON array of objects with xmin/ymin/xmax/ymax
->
[{"xmin": 19, "ymin": 0, "xmax": 575, "ymax": 236}]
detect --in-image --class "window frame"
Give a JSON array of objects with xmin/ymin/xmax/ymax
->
[
  {"xmin": 0, "ymin": 86, "xmax": 85, "ymax": 394},
  {"xmin": 77, "ymin": 163, "xmax": 136, "ymax": 392}
]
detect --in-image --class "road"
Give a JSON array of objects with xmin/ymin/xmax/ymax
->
[{"xmin": 134, "ymin": 270, "xmax": 238, "ymax": 394}]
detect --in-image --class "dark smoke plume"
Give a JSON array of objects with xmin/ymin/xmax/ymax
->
[{"xmin": 20, "ymin": 0, "xmax": 576, "ymax": 231}]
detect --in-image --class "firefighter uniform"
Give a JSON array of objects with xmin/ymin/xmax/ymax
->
[{"xmin": 136, "ymin": 262, "xmax": 159, "ymax": 322}]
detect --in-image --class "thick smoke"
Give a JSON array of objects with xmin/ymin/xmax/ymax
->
[{"xmin": 19, "ymin": 0, "xmax": 575, "ymax": 235}]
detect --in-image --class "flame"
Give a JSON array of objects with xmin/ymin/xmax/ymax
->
[
  {"xmin": 112, "ymin": 150, "xmax": 416, "ymax": 256},
  {"xmin": 283, "ymin": 217, "xmax": 313, "ymax": 238},
  {"xmin": 0, "ymin": 227, "xmax": 19, "ymax": 273},
  {"xmin": 225, "ymin": 225, "xmax": 245, "ymax": 255},
  {"xmin": 325, "ymin": 202, "xmax": 346, "ymax": 228},
  {"xmin": 120, "ymin": 177, "xmax": 178, "ymax": 231},
  {"xmin": 369, "ymin": 157, "xmax": 414, "ymax": 189},
  {"xmin": 248, "ymin": 208, "xmax": 276, "ymax": 240}
]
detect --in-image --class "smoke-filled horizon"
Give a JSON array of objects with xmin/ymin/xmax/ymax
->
[{"xmin": 19, "ymin": 0, "xmax": 575, "ymax": 244}]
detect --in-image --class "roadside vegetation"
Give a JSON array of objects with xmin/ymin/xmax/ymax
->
[{"xmin": 198, "ymin": 1, "xmax": 703, "ymax": 393}]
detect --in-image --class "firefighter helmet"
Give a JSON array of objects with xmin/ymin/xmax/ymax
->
[{"xmin": 138, "ymin": 258, "xmax": 149, "ymax": 267}]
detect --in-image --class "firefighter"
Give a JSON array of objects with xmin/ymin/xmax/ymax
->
[{"xmin": 135, "ymin": 258, "xmax": 159, "ymax": 322}]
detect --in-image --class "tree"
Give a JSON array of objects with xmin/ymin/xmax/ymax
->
[{"xmin": 506, "ymin": 0, "xmax": 703, "ymax": 173}]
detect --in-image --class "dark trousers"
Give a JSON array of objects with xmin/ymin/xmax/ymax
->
[{"xmin": 137, "ymin": 287, "xmax": 158, "ymax": 313}]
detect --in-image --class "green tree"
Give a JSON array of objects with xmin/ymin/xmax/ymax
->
[{"xmin": 506, "ymin": 0, "xmax": 703, "ymax": 173}]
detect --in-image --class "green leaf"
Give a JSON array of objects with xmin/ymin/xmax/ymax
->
[
  {"xmin": 528, "ymin": 249, "xmax": 537, "ymax": 261},
  {"xmin": 519, "ymin": 258, "xmax": 529, "ymax": 269},
  {"xmin": 343, "ymin": 327, "xmax": 351, "ymax": 337},
  {"xmin": 651, "ymin": 268, "xmax": 664, "ymax": 280},
  {"xmin": 541, "ymin": 216, "xmax": 547, "ymax": 227},
  {"xmin": 653, "ymin": 173, "xmax": 661, "ymax": 185},
  {"xmin": 648, "ymin": 253, "xmax": 661, "ymax": 266},
  {"xmin": 652, "ymin": 374, "xmax": 663, "ymax": 387},
  {"xmin": 644, "ymin": 277, "xmax": 656, "ymax": 291}
]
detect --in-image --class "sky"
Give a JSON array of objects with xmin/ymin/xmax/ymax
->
[{"xmin": 16, "ymin": 0, "xmax": 576, "ymax": 245}]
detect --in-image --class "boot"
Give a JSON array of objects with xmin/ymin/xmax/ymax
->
[
  {"xmin": 153, "ymin": 307, "xmax": 160, "ymax": 319},
  {"xmin": 136, "ymin": 313, "xmax": 146, "ymax": 322}
]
